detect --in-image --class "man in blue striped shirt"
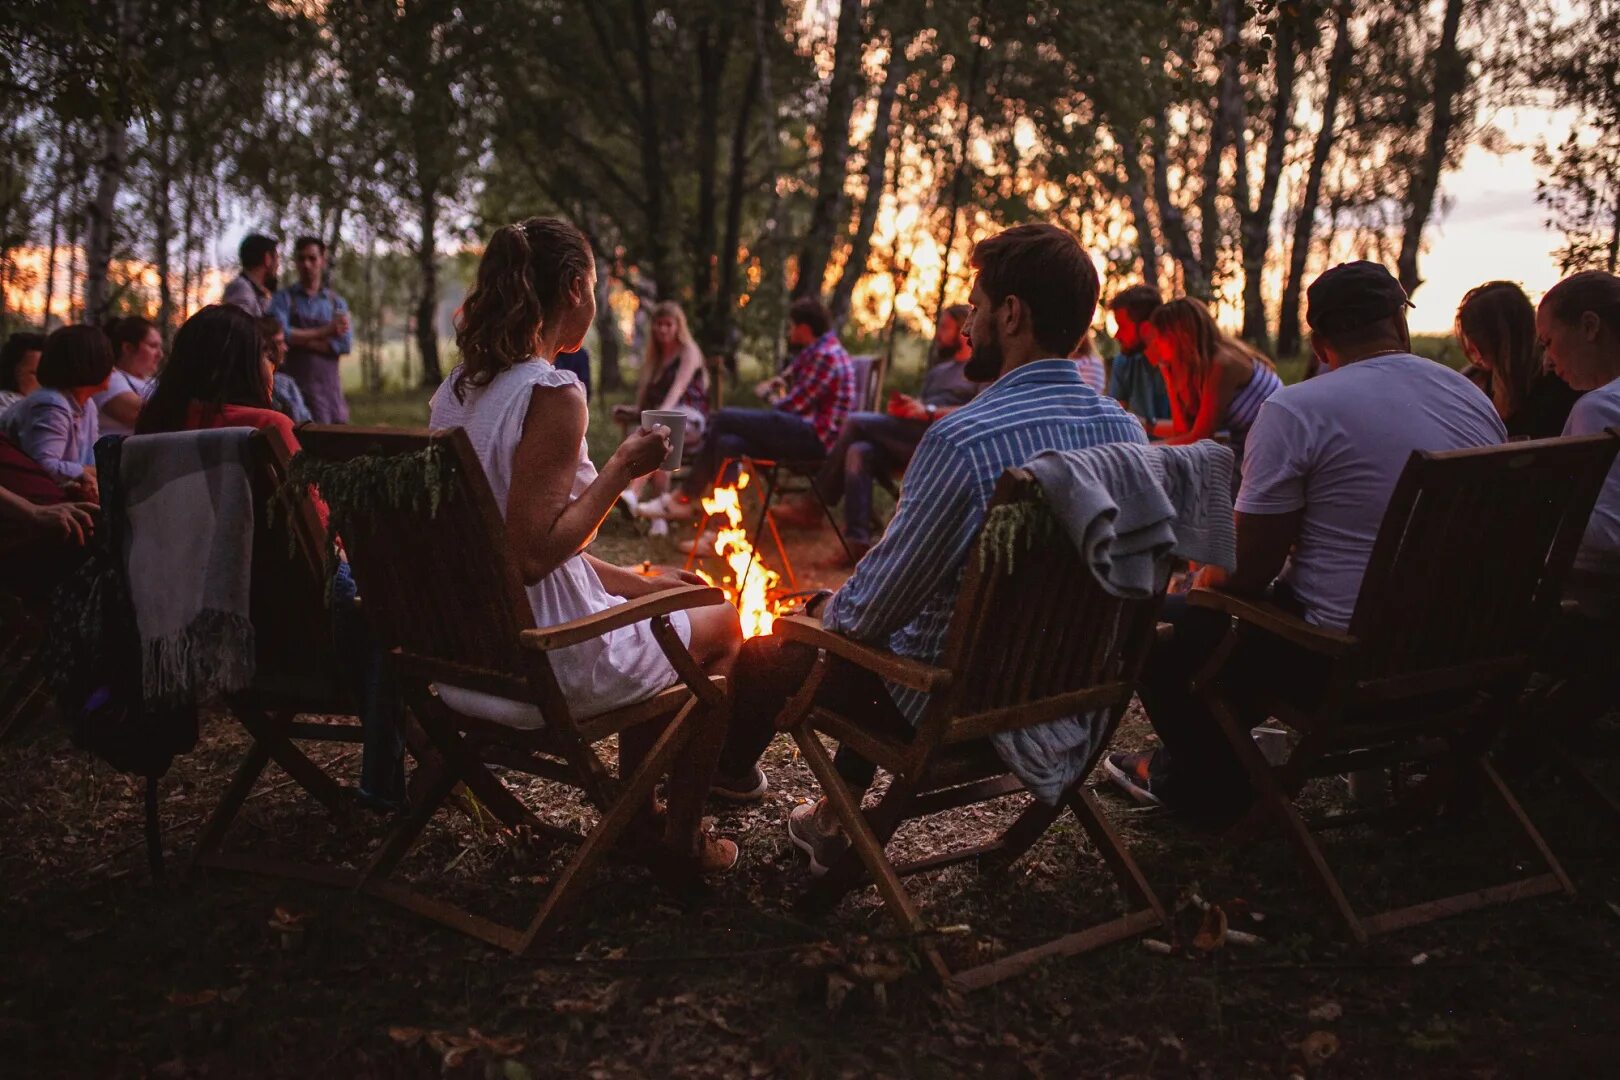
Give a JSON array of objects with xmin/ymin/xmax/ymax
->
[{"xmin": 712, "ymin": 224, "xmax": 1146, "ymax": 871}]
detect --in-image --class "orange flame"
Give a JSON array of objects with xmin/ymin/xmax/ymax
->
[{"xmin": 691, "ymin": 473, "xmax": 788, "ymax": 638}]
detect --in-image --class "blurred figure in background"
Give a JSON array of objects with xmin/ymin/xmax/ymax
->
[
  {"xmin": 95, "ymin": 316, "xmax": 161, "ymax": 437},
  {"xmin": 1455, "ymin": 280, "xmax": 1581, "ymax": 439},
  {"xmin": 272, "ymin": 236, "xmax": 352, "ymax": 423},
  {"xmin": 1106, "ymin": 285, "xmax": 1170, "ymax": 425},
  {"xmin": 0, "ymin": 331, "xmax": 45, "ymax": 412}
]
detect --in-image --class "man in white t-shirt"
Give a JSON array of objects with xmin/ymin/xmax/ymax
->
[{"xmin": 1106, "ymin": 261, "xmax": 1506, "ymax": 820}]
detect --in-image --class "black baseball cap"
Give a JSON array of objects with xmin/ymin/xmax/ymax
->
[{"xmin": 1305, "ymin": 261, "xmax": 1415, "ymax": 337}]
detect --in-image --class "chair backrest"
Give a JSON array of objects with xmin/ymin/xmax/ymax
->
[
  {"xmin": 849, "ymin": 354, "xmax": 881, "ymax": 413},
  {"xmin": 925, "ymin": 468, "xmax": 1167, "ymax": 749},
  {"xmin": 242, "ymin": 426, "xmax": 344, "ymax": 697},
  {"xmin": 294, "ymin": 425, "xmax": 538, "ymax": 699},
  {"xmin": 1347, "ymin": 432, "xmax": 1620, "ymax": 697}
]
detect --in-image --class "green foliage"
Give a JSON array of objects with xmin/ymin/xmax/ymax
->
[
  {"xmin": 275, "ymin": 442, "xmax": 459, "ymax": 596},
  {"xmin": 978, "ymin": 490, "xmax": 1057, "ymax": 576}
]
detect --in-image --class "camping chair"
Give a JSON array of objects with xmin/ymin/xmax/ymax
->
[
  {"xmin": 189, "ymin": 425, "xmax": 379, "ymax": 886},
  {"xmin": 683, "ymin": 355, "xmax": 885, "ymax": 579},
  {"xmin": 774, "ymin": 467, "xmax": 1171, "ymax": 991},
  {"xmin": 295, "ymin": 425, "xmax": 732, "ymax": 955},
  {"xmin": 1189, "ymin": 433, "xmax": 1620, "ymax": 942}
]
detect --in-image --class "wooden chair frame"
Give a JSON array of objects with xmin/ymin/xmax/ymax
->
[
  {"xmin": 189, "ymin": 426, "xmax": 382, "ymax": 886},
  {"xmin": 0, "ymin": 598, "xmax": 49, "ymax": 742},
  {"xmin": 1190, "ymin": 433, "xmax": 1620, "ymax": 942},
  {"xmin": 775, "ymin": 468, "xmax": 1170, "ymax": 990},
  {"xmin": 296, "ymin": 426, "xmax": 733, "ymax": 956}
]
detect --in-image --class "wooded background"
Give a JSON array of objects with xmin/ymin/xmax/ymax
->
[{"xmin": 1, "ymin": 0, "xmax": 1616, "ymax": 390}]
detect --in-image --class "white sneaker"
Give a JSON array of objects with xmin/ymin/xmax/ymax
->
[
  {"xmin": 637, "ymin": 492, "xmax": 697, "ymax": 521},
  {"xmin": 648, "ymin": 519, "xmax": 669, "ymax": 539},
  {"xmin": 616, "ymin": 490, "xmax": 639, "ymax": 521},
  {"xmin": 676, "ymin": 527, "xmax": 720, "ymax": 556}
]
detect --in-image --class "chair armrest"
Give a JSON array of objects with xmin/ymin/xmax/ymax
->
[
  {"xmin": 520, "ymin": 585, "xmax": 728, "ymax": 652},
  {"xmin": 774, "ymin": 614, "xmax": 952, "ymax": 692},
  {"xmin": 1188, "ymin": 588, "xmax": 1358, "ymax": 657}
]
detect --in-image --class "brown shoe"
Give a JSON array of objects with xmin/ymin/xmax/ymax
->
[
  {"xmin": 771, "ymin": 495, "xmax": 826, "ymax": 530},
  {"xmin": 815, "ymin": 540, "xmax": 872, "ymax": 570},
  {"xmin": 700, "ymin": 831, "xmax": 741, "ymax": 874}
]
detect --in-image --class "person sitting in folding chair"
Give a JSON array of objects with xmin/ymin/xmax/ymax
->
[
  {"xmin": 679, "ymin": 297, "xmax": 855, "ymax": 554},
  {"xmin": 431, "ymin": 216, "xmax": 744, "ymax": 871},
  {"xmin": 706, "ymin": 224, "xmax": 1146, "ymax": 845},
  {"xmin": 1104, "ymin": 261, "xmax": 1507, "ymax": 822},
  {"xmin": 773, "ymin": 304, "xmax": 982, "ymax": 567}
]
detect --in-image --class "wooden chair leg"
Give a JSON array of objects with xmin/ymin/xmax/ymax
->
[
  {"xmin": 792, "ymin": 726, "xmax": 950, "ymax": 982},
  {"xmin": 1478, "ymin": 758, "xmax": 1576, "ymax": 896},
  {"xmin": 517, "ymin": 699, "xmax": 700, "ymax": 953},
  {"xmin": 360, "ymin": 756, "xmax": 458, "ymax": 882},
  {"xmin": 1207, "ymin": 690, "xmax": 1369, "ymax": 943},
  {"xmin": 188, "ymin": 739, "xmax": 273, "ymax": 874},
  {"xmin": 234, "ymin": 705, "xmax": 350, "ymax": 817},
  {"xmin": 977, "ymin": 796, "xmax": 1065, "ymax": 878},
  {"xmin": 1066, "ymin": 786, "xmax": 1169, "ymax": 923}
]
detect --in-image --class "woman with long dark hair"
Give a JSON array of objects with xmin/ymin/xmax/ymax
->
[
  {"xmin": 1455, "ymin": 280, "xmax": 1580, "ymax": 438},
  {"xmin": 433, "ymin": 216, "xmax": 742, "ymax": 871},
  {"xmin": 1143, "ymin": 299, "xmax": 1282, "ymax": 452},
  {"xmin": 96, "ymin": 315, "xmax": 162, "ymax": 436},
  {"xmin": 136, "ymin": 305, "xmax": 288, "ymax": 439}
]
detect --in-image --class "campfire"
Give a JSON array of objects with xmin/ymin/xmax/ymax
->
[{"xmin": 690, "ymin": 473, "xmax": 793, "ymax": 638}]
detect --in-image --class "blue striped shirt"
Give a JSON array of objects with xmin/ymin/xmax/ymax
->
[{"xmin": 822, "ymin": 358, "xmax": 1148, "ymax": 722}]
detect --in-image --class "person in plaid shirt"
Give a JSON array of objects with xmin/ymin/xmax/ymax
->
[{"xmin": 684, "ymin": 297, "xmax": 854, "ymax": 527}]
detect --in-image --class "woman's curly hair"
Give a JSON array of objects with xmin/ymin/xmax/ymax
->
[{"xmin": 453, "ymin": 216, "xmax": 592, "ymax": 401}]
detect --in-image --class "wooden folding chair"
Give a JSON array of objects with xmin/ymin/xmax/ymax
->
[
  {"xmin": 775, "ymin": 468, "xmax": 1170, "ymax": 991},
  {"xmin": 189, "ymin": 425, "xmax": 377, "ymax": 886},
  {"xmin": 295, "ymin": 425, "xmax": 732, "ymax": 955},
  {"xmin": 1190, "ymin": 433, "xmax": 1620, "ymax": 942}
]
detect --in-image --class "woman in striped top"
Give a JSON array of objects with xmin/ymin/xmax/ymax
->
[{"xmin": 1143, "ymin": 299, "xmax": 1282, "ymax": 459}]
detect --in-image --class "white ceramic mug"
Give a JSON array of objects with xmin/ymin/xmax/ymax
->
[{"xmin": 641, "ymin": 409, "xmax": 687, "ymax": 470}]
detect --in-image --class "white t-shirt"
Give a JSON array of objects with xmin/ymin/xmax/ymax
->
[
  {"xmin": 1563, "ymin": 375, "xmax": 1620, "ymax": 574},
  {"xmin": 93, "ymin": 369, "xmax": 155, "ymax": 437},
  {"xmin": 1236, "ymin": 353, "xmax": 1507, "ymax": 630}
]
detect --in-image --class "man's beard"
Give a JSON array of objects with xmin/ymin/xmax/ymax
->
[{"xmin": 963, "ymin": 326, "xmax": 1003, "ymax": 382}]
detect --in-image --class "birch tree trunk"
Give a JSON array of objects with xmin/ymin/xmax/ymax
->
[
  {"xmin": 831, "ymin": 36, "xmax": 909, "ymax": 329},
  {"xmin": 1396, "ymin": 0, "xmax": 1466, "ymax": 296},
  {"xmin": 1239, "ymin": 9, "xmax": 1300, "ymax": 349},
  {"xmin": 1277, "ymin": 4, "xmax": 1354, "ymax": 359},
  {"xmin": 415, "ymin": 184, "xmax": 442, "ymax": 387},
  {"xmin": 792, "ymin": 0, "xmax": 865, "ymax": 300}
]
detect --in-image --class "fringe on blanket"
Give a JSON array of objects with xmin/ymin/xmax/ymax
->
[{"xmin": 141, "ymin": 608, "xmax": 256, "ymax": 705}]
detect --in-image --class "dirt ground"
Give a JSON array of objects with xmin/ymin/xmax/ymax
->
[{"xmin": 5, "ymin": 400, "xmax": 1620, "ymax": 1077}]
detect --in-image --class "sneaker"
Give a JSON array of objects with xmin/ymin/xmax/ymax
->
[
  {"xmin": 616, "ymin": 490, "xmax": 639, "ymax": 521},
  {"xmin": 1102, "ymin": 751, "xmax": 1164, "ymax": 807},
  {"xmin": 710, "ymin": 765, "xmax": 769, "ymax": 805},
  {"xmin": 676, "ymin": 527, "xmax": 720, "ymax": 556},
  {"xmin": 787, "ymin": 798, "xmax": 850, "ymax": 876},
  {"xmin": 638, "ymin": 492, "xmax": 696, "ymax": 522},
  {"xmin": 648, "ymin": 518, "xmax": 669, "ymax": 539}
]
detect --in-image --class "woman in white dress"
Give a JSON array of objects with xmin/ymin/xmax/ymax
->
[
  {"xmin": 433, "ymin": 216, "xmax": 743, "ymax": 872},
  {"xmin": 96, "ymin": 315, "xmax": 162, "ymax": 436}
]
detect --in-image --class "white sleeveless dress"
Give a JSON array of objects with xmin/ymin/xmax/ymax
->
[{"xmin": 429, "ymin": 359, "xmax": 689, "ymax": 725}]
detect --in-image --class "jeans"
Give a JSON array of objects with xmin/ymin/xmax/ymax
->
[
  {"xmin": 814, "ymin": 412, "xmax": 928, "ymax": 545},
  {"xmin": 689, "ymin": 407, "xmax": 827, "ymax": 493},
  {"xmin": 720, "ymin": 633, "xmax": 909, "ymax": 791},
  {"xmin": 1137, "ymin": 589, "xmax": 1327, "ymax": 818},
  {"xmin": 330, "ymin": 562, "xmax": 407, "ymax": 805}
]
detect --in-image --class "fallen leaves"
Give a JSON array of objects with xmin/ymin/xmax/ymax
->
[{"xmin": 389, "ymin": 1025, "xmax": 528, "ymax": 1070}]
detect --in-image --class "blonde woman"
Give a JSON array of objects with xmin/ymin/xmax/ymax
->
[
  {"xmin": 611, "ymin": 301, "xmax": 710, "ymax": 523},
  {"xmin": 1143, "ymin": 299, "xmax": 1282, "ymax": 459}
]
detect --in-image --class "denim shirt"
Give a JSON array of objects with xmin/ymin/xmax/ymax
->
[{"xmin": 271, "ymin": 285, "xmax": 353, "ymax": 360}]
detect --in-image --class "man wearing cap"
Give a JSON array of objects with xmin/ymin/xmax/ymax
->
[{"xmin": 1105, "ymin": 261, "xmax": 1506, "ymax": 821}]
